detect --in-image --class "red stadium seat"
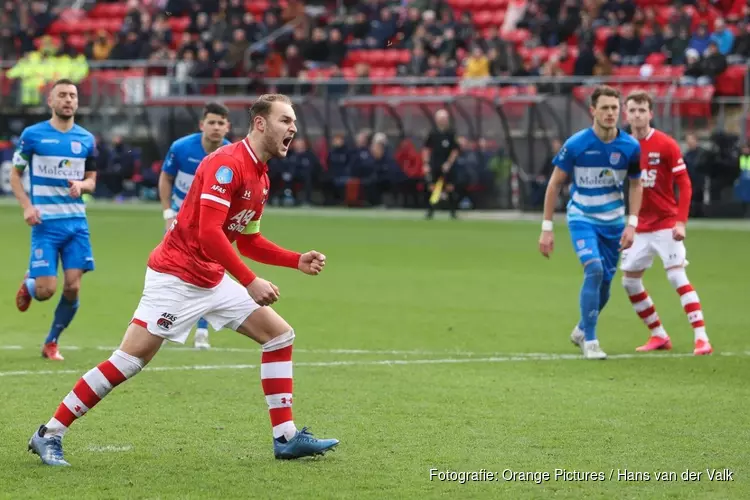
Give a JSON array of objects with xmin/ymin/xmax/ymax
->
[
  {"xmin": 573, "ymin": 85, "xmax": 593, "ymax": 103},
  {"xmin": 244, "ymin": 0, "xmax": 270, "ymax": 16},
  {"xmin": 341, "ymin": 67, "xmax": 358, "ymax": 79},
  {"xmin": 612, "ymin": 66, "xmax": 641, "ymax": 79},
  {"xmin": 655, "ymin": 6, "xmax": 675, "ymax": 24},
  {"xmin": 469, "ymin": 0, "xmax": 490, "ymax": 10},
  {"xmin": 167, "ymin": 17, "xmax": 191, "ymax": 33},
  {"xmin": 450, "ymin": 0, "xmax": 472, "ymax": 11},
  {"xmin": 503, "ymin": 29, "xmax": 530, "ymax": 45},
  {"xmin": 714, "ymin": 65, "xmax": 746, "ymax": 96},
  {"xmin": 674, "ymin": 85, "xmax": 714, "ymax": 118},
  {"xmin": 491, "ymin": 10, "xmax": 505, "ymax": 25},
  {"xmin": 89, "ymin": 3, "xmax": 129, "ymax": 18},
  {"xmin": 645, "ymin": 53, "xmax": 667, "ymax": 66},
  {"xmin": 473, "ymin": 11, "xmax": 493, "ymax": 29},
  {"xmin": 594, "ymin": 27, "xmax": 613, "ymax": 51}
]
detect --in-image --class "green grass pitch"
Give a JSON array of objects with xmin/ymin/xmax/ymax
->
[{"xmin": 0, "ymin": 204, "xmax": 748, "ymax": 499}]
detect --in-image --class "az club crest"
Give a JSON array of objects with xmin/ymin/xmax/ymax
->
[
  {"xmin": 157, "ymin": 312, "xmax": 177, "ymax": 331},
  {"xmin": 71, "ymin": 141, "xmax": 82, "ymax": 154},
  {"xmin": 609, "ymin": 152, "xmax": 621, "ymax": 165}
]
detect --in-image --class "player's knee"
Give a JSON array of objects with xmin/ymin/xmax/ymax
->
[
  {"xmin": 584, "ymin": 260, "xmax": 604, "ymax": 284},
  {"xmin": 111, "ymin": 349, "xmax": 145, "ymax": 378},
  {"xmin": 62, "ymin": 281, "xmax": 81, "ymax": 299},
  {"xmin": 262, "ymin": 329, "xmax": 296, "ymax": 352},
  {"xmin": 621, "ymin": 276, "xmax": 643, "ymax": 294},
  {"xmin": 666, "ymin": 267, "xmax": 688, "ymax": 290},
  {"xmin": 35, "ymin": 285, "xmax": 56, "ymax": 301}
]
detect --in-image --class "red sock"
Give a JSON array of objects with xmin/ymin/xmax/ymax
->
[
  {"xmin": 622, "ymin": 277, "xmax": 668, "ymax": 338},
  {"xmin": 44, "ymin": 350, "xmax": 143, "ymax": 437},
  {"xmin": 669, "ymin": 269, "xmax": 708, "ymax": 341}
]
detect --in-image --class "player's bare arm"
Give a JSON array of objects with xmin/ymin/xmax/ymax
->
[
  {"xmin": 158, "ymin": 170, "xmax": 176, "ymax": 229},
  {"xmin": 539, "ymin": 167, "xmax": 568, "ymax": 258},
  {"xmin": 9, "ymin": 167, "xmax": 41, "ymax": 226},
  {"xmin": 620, "ymin": 178, "xmax": 643, "ymax": 251}
]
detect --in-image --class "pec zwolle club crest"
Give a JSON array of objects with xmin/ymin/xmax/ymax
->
[
  {"xmin": 609, "ymin": 152, "xmax": 621, "ymax": 165},
  {"xmin": 71, "ymin": 141, "xmax": 82, "ymax": 154}
]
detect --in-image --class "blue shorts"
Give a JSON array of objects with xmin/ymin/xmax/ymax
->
[
  {"xmin": 568, "ymin": 221, "xmax": 623, "ymax": 282},
  {"xmin": 29, "ymin": 218, "xmax": 95, "ymax": 278}
]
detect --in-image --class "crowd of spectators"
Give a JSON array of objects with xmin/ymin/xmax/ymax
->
[
  {"xmin": 2, "ymin": 0, "xmax": 749, "ymax": 210},
  {"xmin": 2, "ymin": 0, "xmax": 749, "ymax": 92}
]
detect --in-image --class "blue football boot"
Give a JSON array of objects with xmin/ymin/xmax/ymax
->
[
  {"xmin": 28, "ymin": 425, "xmax": 70, "ymax": 466},
  {"xmin": 273, "ymin": 427, "xmax": 339, "ymax": 459}
]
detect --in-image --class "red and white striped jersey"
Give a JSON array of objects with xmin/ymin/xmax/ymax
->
[{"xmin": 148, "ymin": 137, "xmax": 270, "ymax": 287}]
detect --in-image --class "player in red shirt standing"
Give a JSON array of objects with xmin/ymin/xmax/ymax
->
[
  {"xmin": 620, "ymin": 91, "xmax": 712, "ymax": 356},
  {"xmin": 28, "ymin": 94, "xmax": 340, "ymax": 466}
]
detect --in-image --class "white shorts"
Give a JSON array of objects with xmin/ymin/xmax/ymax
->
[
  {"xmin": 132, "ymin": 267, "xmax": 261, "ymax": 344},
  {"xmin": 620, "ymin": 229, "xmax": 688, "ymax": 272}
]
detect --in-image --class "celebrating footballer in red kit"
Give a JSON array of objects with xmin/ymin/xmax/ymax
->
[
  {"xmin": 28, "ymin": 94, "xmax": 340, "ymax": 467},
  {"xmin": 621, "ymin": 91, "xmax": 712, "ymax": 356}
]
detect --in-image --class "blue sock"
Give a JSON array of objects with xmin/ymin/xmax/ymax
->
[
  {"xmin": 25, "ymin": 278, "xmax": 36, "ymax": 300},
  {"xmin": 579, "ymin": 261, "xmax": 604, "ymax": 342},
  {"xmin": 197, "ymin": 317, "xmax": 209, "ymax": 330},
  {"xmin": 45, "ymin": 295, "xmax": 79, "ymax": 344},
  {"xmin": 599, "ymin": 279, "xmax": 612, "ymax": 312}
]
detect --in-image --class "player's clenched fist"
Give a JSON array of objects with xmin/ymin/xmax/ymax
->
[
  {"xmin": 68, "ymin": 180, "xmax": 85, "ymax": 198},
  {"xmin": 298, "ymin": 250, "xmax": 326, "ymax": 276},
  {"xmin": 23, "ymin": 205, "xmax": 42, "ymax": 226},
  {"xmin": 672, "ymin": 222, "xmax": 686, "ymax": 241},
  {"xmin": 619, "ymin": 225, "xmax": 635, "ymax": 251},
  {"xmin": 539, "ymin": 231, "xmax": 554, "ymax": 258},
  {"xmin": 247, "ymin": 277, "xmax": 280, "ymax": 306}
]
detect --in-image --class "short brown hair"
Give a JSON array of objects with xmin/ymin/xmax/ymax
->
[
  {"xmin": 51, "ymin": 78, "xmax": 76, "ymax": 90},
  {"xmin": 203, "ymin": 102, "xmax": 229, "ymax": 119},
  {"xmin": 624, "ymin": 90, "xmax": 654, "ymax": 111},
  {"xmin": 590, "ymin": 85, "xmax": 621, "ymax": 108},
  {"xmin": 249, "ymin": 94, "xmax": 293, "ymax": 123}
]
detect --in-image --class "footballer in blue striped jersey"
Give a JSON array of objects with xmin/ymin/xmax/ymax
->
[
  {"xmin": 11, "ymin": 79, "xmax": 98, "ymax": 361},
  {"xmin": 538, "ymin": 85, "xmax": 643, "ymax": 360}
]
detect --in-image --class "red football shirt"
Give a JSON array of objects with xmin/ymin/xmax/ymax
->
[
  {"xmin": 636, "ymin": 128, "xmax": 688, "ymax": 233},
  {"xmin": 149, "ymin": 137, "xmax": 269, "ymax": 287}
]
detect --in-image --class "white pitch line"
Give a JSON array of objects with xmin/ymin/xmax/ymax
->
[
  {"xmin": 1, "ymin": 344, "xmax": 534, "ymax": 356},
  {"xmin": 87, "ymin": 445, "xmax": 133, "ymax": 453},
  {"xmin": 0, "ymin": 351, "xmax": 744, "ymax": 377}
]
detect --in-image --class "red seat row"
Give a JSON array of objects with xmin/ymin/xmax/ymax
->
[{"xmin": 573, "ymin": 84, "xmax": 715, "ymax": 118}]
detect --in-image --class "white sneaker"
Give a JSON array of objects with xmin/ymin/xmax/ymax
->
[
  {"xmin": 194, "ymin": 329, "xmax": 211, "ymax": 350},
  {"xmin": 582, "ymin": 340, "xmax": 607, "ymax": 360},
  {"xmin": 570, "ymin": 325, "xmax": 585, "ymax": 351}
]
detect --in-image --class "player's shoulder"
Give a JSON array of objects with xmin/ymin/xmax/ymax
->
[
  {"xmin": 71, "ymin": 124, "xmax": 95, "ymax": 142},
  {"xmin": 616, "ymin": 129, "xmax": 640, "ymax": 151},
  {"xmin": 652, "ymin": 128, "xmax": 680, "ymax": 148},
  {"xmin": 563, "ymin": 128, "xmax": 594, "ymax": 151},
  {"xmin": 616, "ymin": 129, "xmax": 640, "ymax": 146},
  {"xmin": 202, "ymin": 143, "xmax": 243, "ymax": 171},
  {"xmin": 172, "ymin": 132, "xmax": 202, "ymax": 150},
  {"xmin": 21, "ymin": 121, "xmax": 50, "ymax": 138}
]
